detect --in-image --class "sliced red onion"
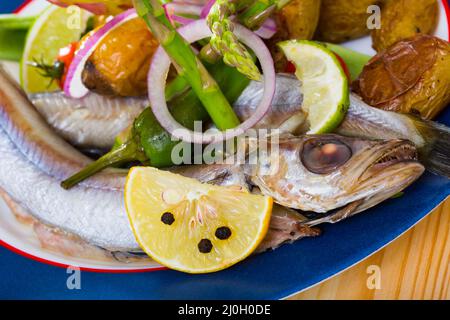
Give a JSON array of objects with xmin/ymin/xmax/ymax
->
[
  {"xmin": 255, "ymin": 18, "xmax": 277, "ymax": 39},
  {"xmin": 171, "ymin": 15, "xmax": 196, "ymax": 26},
  {"xmin": 200, "ymin": 0, "xmax": 216, "ymax": 18},
  {"xmin": 164, "ymin": 3, "xmax": 204, "ymax": 17},
  {"xmin": 148, "ymin": 19, "xmax": 276, "ymax": 145},
  {"xmin": 64, "ymin": 9, "xmax": 137, "ymax": 98}
]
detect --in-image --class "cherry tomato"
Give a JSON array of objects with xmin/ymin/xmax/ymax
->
[
  {"xmin": 332, "ymin": 52, "xmax": 351, "ymax": 82},
  {"xmin": 284, "ymin": 61, "xmax": 297, "ymax": 74},
  {"xmin": 56, "ymin": 42, "xmax": 78, "ymax": 88}
]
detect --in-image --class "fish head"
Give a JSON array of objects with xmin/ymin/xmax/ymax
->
[{"xmin": 251, "ymin": 134, "xmax": 425, "ymax": 215}]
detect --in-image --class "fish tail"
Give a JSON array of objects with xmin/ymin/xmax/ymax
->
[{"xmin": 412, "ymin": 117, "xmax": 450, "ymax": 178}]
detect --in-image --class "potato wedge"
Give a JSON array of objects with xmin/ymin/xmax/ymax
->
[
  {"xmin": 316, "ymin": 0, "xmax": 381, "ymax": 43},
  {"xmin": 372, "ymin": 0, "xmax": 439, "ymax": 52},
  {"xmin": 268, "ymin": 0, "xmax": 322, "ymax": 71},
  {"xmin": 81, "ymin": 18, "xmax": 159, "ymax": 97},
  {"xmin": 354, "ymin": 35, "xmax": 450, "ymax": 120}
]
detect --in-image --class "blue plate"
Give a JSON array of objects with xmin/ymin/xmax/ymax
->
[{"xmin": 0, "ymin": 0, "xmax": 449, "ymax": 300}]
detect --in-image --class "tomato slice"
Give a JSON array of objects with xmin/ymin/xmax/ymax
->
[
  {"xmin": 333, "ymin": 52, "xmax": 351, "ymax": 82},
  {"xmin": 57, "ymin": 42, "xmax": 78, "ymax": 88}
]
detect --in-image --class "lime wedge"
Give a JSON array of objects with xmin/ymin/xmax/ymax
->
[
  {"xmin": 279, "ymin": 40, "xmax": 350, "ymax": 134},
  {"xmin": 21, "ymin": 5, "xmax": 91, "ymax": 93}
]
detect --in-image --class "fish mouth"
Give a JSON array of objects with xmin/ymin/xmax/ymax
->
[
  {"xmin": 368, "ymin": 142, "xmax": 419, "ymax": 173},
  {"xmin": 354, "ymin": 140, "xmax": 425, "ymax": 213}
]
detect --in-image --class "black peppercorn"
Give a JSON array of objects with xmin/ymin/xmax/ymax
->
[
  {"xmin": 161, "ymin": 212, "xmax": 175, "ymax": 225},
  {"xmin": 215, "ymin": 226, "xmax": 232, "ymax": 240},
  {"xmin": 198, "ymin": 239, "xmax": 213, "ymax": 253}
]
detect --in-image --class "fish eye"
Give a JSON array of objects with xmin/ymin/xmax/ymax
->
[{"xmin": 301, "ymin": 138, "xmax": 352, "ymax": 174}]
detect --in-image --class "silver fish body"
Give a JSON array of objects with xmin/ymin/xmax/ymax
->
[
  {"xmin": 236, "ymin": 74, "xmax": 450, "ymax": 178},
  {"xmin": 29, "ymin": 92, "xmax": 147, "ymax": 149}
]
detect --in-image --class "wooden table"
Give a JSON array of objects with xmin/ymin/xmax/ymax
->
[{"xmin": 290, "ymin": 197, "xmax": 450, "ymax": 300}]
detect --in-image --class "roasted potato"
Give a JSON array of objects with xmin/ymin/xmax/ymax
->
[
  {"xmin": 372, "ymin": 0, "xmax": 439, "ymax": 52},
  {"xmin": 277, "ymin": 0, "xmax": 322, "ymax": 40},
  {"xmin": 268, "ymin": 0, "xmax": 322, "ymax": 71},
  {"xmin": 353, "ymin": 35, "xmax": 450, "ymax": 120},
  {"xmin": 316, "ymin": 0, "xmax": 381, "ymax": 43},
  {"xmin": 82, "ymin": 18, "xmax": 159, "ymax": 97}
]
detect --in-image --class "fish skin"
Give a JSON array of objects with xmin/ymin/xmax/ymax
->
[{"xmin": 30, "ymin": 92, "xmax": 147, "ymax": 149}]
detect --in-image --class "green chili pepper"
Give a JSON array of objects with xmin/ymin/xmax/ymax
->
[{"xmin": 61, "ymin": 61, "xmax": 250, "ymax": 189}]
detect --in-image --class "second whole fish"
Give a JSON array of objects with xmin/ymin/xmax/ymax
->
[{"xmin": 29, "ymin": 75, "xmax": 450, "ymax": 180}]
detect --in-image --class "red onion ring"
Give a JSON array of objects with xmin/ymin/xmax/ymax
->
[
  {"xmin": 164, "ymin": 3, "xmax": 204, "ymax": 17},
  {"xmin": 171, "ymin": 15, "xmax": 196, "ymax": 26},
  {"xmin": 200, "ymin": 0, "xmax": 216, "ymax": 18},
  {"xmin": 255, "ymin": 18, "xmax": 277, "ymax": 39},
  {"xmin": 63, "ymin": 9, "xmax": 137, "ymax": 98},
  {"xmin": 148, "ymin": 19, "xmax": 276, "ymax": 145}
]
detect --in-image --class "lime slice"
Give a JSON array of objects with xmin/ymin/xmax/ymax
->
[
  {"xmin": 21, "ymin": 5, "xmax": 91, "ymax": 93},
  {"xmin": 279, "ymin": 40, "xmax": 350, "ymax": 134}
]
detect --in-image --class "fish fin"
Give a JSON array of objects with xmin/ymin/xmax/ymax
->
[
  {"xmin": 303, "ymin": 200, "xmax": 364, "ymax": 226},
  {"xmin": 412, "ymin": 117, "xmax": 450, "ymax": 178},
  {"xmin": 255, "ymin": 205, "xmax": 321, "ymax": 253}
]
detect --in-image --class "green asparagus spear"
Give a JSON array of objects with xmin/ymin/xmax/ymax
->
[
  {"xmin": 237, "ymin": 0, "xmax": 277, "ymax": 30},
  {"xmin": 0, "ymin": 28, "xmax": 27, "ymax": 61},
  {"xmin": 133, "ymin": 0, "xmax": 240, "ymax": 131},
  {"xmin": 199, "ymin": 0, "xmax": 292, "ymax": 68},
  {"xmin": 237, "ymin": 0, "xmax": 294, "ymax": 29},
  {"xmin": 207, "ymin": 0, "xmax": 262, "ymax": 81}
]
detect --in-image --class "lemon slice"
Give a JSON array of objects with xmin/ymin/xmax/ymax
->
[
  {"xmin": 125, "ymin": 167, "xmax": 273, "ymax": 274},
  {"xmin": 20, "ymin": 5, "xmax": 91, "ymax": 93},
  {"xmin": 279, "ymin": 40, "xmax": 350, "ymax": 134}
]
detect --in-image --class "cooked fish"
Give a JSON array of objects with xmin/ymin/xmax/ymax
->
[
  {"xmin": 29, "ymin": 92, "xmax": 147, "ymax": 149},
  {"xmin": 235, "ymin": 74, "xmax": 450, "ymax": 178}
]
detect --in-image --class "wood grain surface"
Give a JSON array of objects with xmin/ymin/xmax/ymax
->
[{"xmin": 290, "ymin": 197, "xmax": 450, "ymax": 300}]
